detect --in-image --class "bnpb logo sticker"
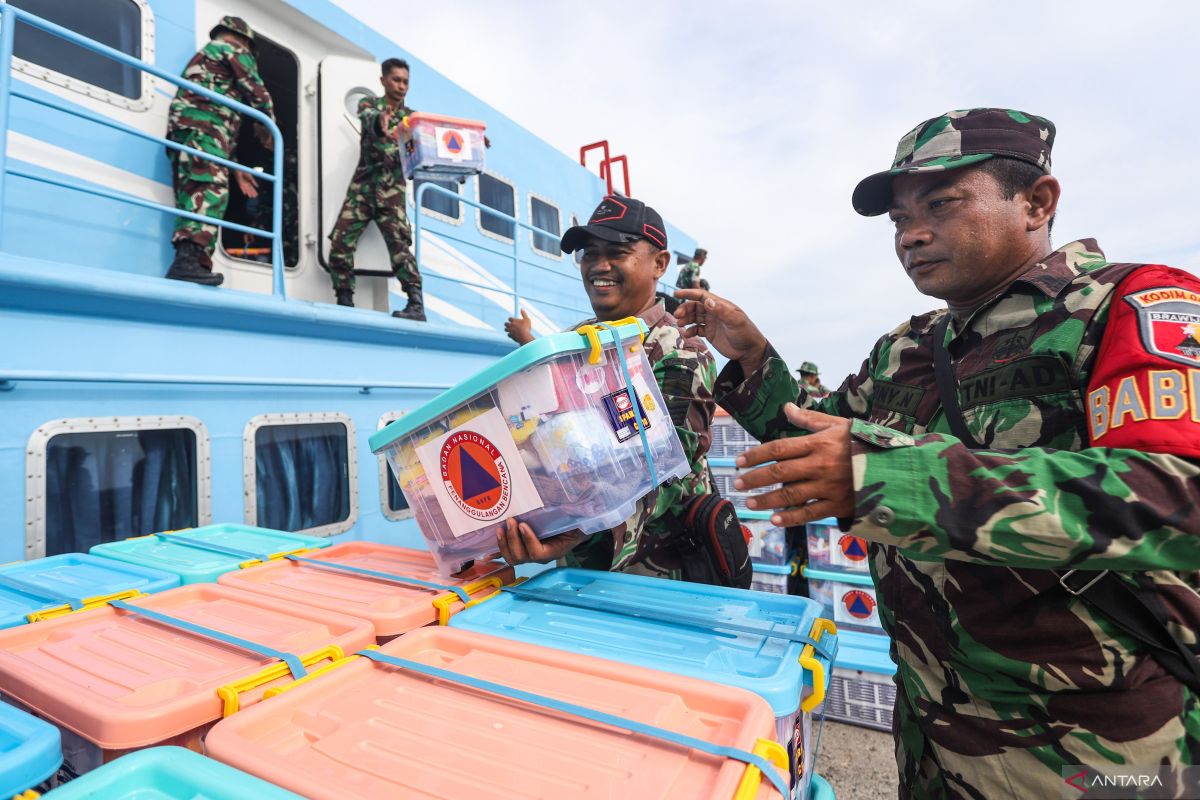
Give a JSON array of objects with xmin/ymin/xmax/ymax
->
[
  {"xmin": 439, "ymin": 431, "xmax": 511, "ymax": 521},
  {"xmin": 842, "ymin": 589, "xmax": 876, "ymax": 620},
  {"xmin": 838, "ymin": 535, "xmax": 868, "ymax": 562}
]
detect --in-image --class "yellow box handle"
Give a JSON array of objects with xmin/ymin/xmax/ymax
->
[
  {"xmin": 238, "ymin": 546, "xmax": 318, "ymax": 570},
  {"xmin": 262, "ymin": 645, "xmax": 379, "ymax": 701},
  {"xmin": 574, "ymin": 317, "xmax": 644, "ymax": 365},
  {"xmin": 25, "ymin": 589, "xmax": 144, "ymax": 624},
  {"xmin": 216, "ymin": 644, "xmax": 345, "ymax": 716},
  {"xmin": 14, "ymin": 790, "xmax": 40, "ymax": 799},
  {"xmin": 732, "ymin": 737, "xmax": 789, "ymax": 799},
  {"xmin": 799, "ymin": 617, "xmax": 838, "ymax": 713},
  {"xmin": 431, "ymin": 575, "xmax": 505, "ymax": 626}
]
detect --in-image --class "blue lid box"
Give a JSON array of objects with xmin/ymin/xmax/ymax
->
[
  {"xmin": 0, "ymin": 700, "xmax": 61, "ymax": 797},
  {"xmin": 449, "ymin": 567, "xmax": 838, "ymax": 797},
  {"xmin": 370, "ymin": 320, "xmax": 690, "ymax": 576},
  {"xmin": 0, "ymin": 554, "xmax": 179, "ymax": 629}
]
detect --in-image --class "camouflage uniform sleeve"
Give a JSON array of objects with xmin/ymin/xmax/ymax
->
[
  {"xmin": 850, "ymin": 427, "xmax": 1200, "ymax": 569},
  {"xmin": 227, "ymin": 48, "xmax": 274, "ymax": 119},
  {"xmin": 714, "ymin": 341, "xmax": 872, "ymax": 441},
  {"xmin": 357, "ymin": 97, "xmax": 384, "ymax": 139}
]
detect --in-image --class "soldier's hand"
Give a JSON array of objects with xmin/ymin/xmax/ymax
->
[
  {"xmin": 734, "ymin": 405, "xmax": 854, "ymax": 526},
  {"xmin": 504, "ymin": 309, "xmax": 534, "ymax": 345},
  {"xmin": 235, "ymin": 170, "xmax": 259, "ymax": 199},
  {"xmin": 673, "ymin": 288, "xmax": 768, "ymax": 372},
  {"xmin": 255, "ymin": 124, "xmax": 274, "ymax": 151},
  {"xmin": 496, "ymin": 518, "xmax": 585, "ymax": 565}
]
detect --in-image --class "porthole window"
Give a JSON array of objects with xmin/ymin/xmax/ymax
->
[
  {"xmin": 477, "ymin": 172, "xmax": 515, "ymax": 241},
  {"xmin": 377, "ymin": 412, "xmax": 413, "ymax": 521},
  {"xmin": 415, "ymin": 177, "xmax": 462, "ymax": 222},
  {"xmin": 26, "ymin": 416, "xmax": 212, "ymax": 558},
  {"xmin": 244, "ymin": 413, "xmax": 357, "ymax": 536},
  {"xmin": 10, "ymin": 0, "xmax": 154, "ymax": 110},
  {"xmin": 529, "ymin": 195, "xmax": 561, "ymax": 257}
]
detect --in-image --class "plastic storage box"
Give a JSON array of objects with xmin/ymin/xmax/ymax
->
[
  {"xmin": 710, "ymin": 464, "xmax": 777, "ymax": 511},
  {"xmin": 709, "ymin": 413, "xmax": 760, "ymax": 458},
  {"xmin": 0, "ymin": 584, "xmax": 374, "ymax": 777},
  {"xmin": 813, "ymin": 630, "xmax": 896, "ymax": 733},
  {"xmin": 400, "ymin": 112, "xmax": 486, "ymax": 180},
  {"xmin": 806, "ymin": 519, "xmax": 870, "ymax": 574},
  {"xmin": 743, "ymin": 512, "xmax": 790, "ymax": 566},
  {"xmin": 40, "ymin": 746, "xmax": 302, "ymax": 799},
  {"xmin": 90, "ymin": 524, "xmax": 331, "ymax": 585},
  {"xmin": 206, "ymin": 627, "xmax": 791, "ymax": 799},
  {"xmin": 448, "ymin": 567, "xmax": 837, "ymax": 799},
  {"xmin": 0, "ymin": 553, "xmax": 179, "ymax": 629},
  {"xmin": 370, "ymin": 320, "xmax": 690, "ymax": 575},
  {"xmin": 218, "ymin": 542, "xmax": 515, "ymax": 642},
  {"xmin": 809, "ymin": 774, "xmax": 835, "ymax": 800},
  {"xmin": 0, "ymin": 700, "xmax": 61, "ymax": 797},
  {"xmin": 804, "ymin": 566, "xmax": 882, "ymax": 634},
  {"xmin": 751, "ymin": 562, "xmax": 794, "ymax": 594}
]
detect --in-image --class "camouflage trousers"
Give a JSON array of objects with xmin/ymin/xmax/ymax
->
[
  {"xmin": 326, "ymin": 173, "xmax": 418, "ymax": 292},
  {"xmin": 168, "ymin": 133, "xmax": 231, "ymax": 259}
]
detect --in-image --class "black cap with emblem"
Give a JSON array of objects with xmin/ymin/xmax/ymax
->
[{"xmin": 560, "ymin": 195, "xmax": 668, "ymax": 254}]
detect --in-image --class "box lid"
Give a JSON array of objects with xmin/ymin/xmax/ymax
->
[
  {"xmin": 205, "ymin": 627, "xmax": 784, "ymax": 799},
  {"xmin": 40, "ymin": 746, "xmax": 303, "ymax": 799},
  {"xmin": 402, "ymin": 111, "xmax": 487, "ymax": 130},
  {"xmin": 831, "ymin": 630, "xmax": 895, "ymax": 675},
  {"xmin": 0, "ymin": 554, "xmax": 180, "ymax": 629},
  {"xmin": 369, "ymin": 319, "xmax": 648, "ymax": 452},
  {"xmin": 218, "ymin": 542, "xmax": 514, "ymax": 636},
  {"xmin": 449, "ymin": 567, "xmax": 831, "ymax": 717},
  {"xmin": 0, "ymin": 584, "xmax": 375, "ymax": 748},
  {"xmin": 0, "ymin": 700, "xmax": 61, "ymax": 797},
  {"xmin": 89, "ymin": 524, "xmax": 331, "ymax": 584}
]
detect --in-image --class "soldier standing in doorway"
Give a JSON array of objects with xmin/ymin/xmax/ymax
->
[{"xmin": 165, "ymin": 16, "xmax": 275, "ymax": 286}]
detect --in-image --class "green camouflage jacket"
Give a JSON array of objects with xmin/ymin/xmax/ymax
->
[
  {"xmin": 717, "ymin": 240, "xmax": 1200, "ymax": 798},
  {"xmin": 167, "ymin": 39, "xmax": 274, "ymax": 156},
  {"xmin": 676, "ymin": 261, "xmax": 701, "ymax": 289},
  {"xmin": 351, "ymin": 96, "xmax": 412, "ymax": 184},
  {"xmin": 566, "ymin": 299, "xmax": 717, "ymax": 577}
]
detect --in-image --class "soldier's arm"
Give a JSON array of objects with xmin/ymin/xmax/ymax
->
[
  {"xmin": 715, "ymin": 341, "xmax": 871, "ymax": 442},
  {"xmin": 852, "ymin": 267, "xmax": 1200, "ymax": 571},
  {"xmin": 229, "ymin": 50, "xmax": 275, "ymax": 120},
  {"xmin": 357, "ymin": 98, "xmax": 389, "ymax": 141}
]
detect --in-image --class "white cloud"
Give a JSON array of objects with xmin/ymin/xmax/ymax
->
[{"xmin": 334, "ymin": 0, "xmax": 1200, "ymax": 382}]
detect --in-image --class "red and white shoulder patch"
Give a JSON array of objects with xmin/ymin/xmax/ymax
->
[{"xmin": 1087, "ymin": 265, "xmax": 1200, "ymax": 458}]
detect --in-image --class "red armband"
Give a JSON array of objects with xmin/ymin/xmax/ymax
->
[{"xmin": 1086, "ymin": 265, "xmax": 1200, "ymax": 458}]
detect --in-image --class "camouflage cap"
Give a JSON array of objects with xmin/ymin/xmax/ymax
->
[
  {"xmin": 694, "ymin": 248, "xmax": 708, "ymax": 259},
  {"xmin": 852, "ymin": 108, "xmax": 1055, "ymax": 217},
  {"xmin": 796, "ymin": 361, "xmax": 820, "ymax": 375},
  {"xmin": 210, "ymin": 16, "xmax": 256, "ymax": 47}
]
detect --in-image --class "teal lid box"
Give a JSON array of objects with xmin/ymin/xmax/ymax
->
[
  {"xmin": 370, "ymin": 320, "xmax": 691, "ymax": 576},
  {"xmin": 0, "ymin": 700, "xmax": 61, "ymax": 797},
  {"xmin": 89, "ymin": 523, "xmax": 331, "ymax": 585}
]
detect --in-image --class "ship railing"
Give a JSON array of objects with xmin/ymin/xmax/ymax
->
[
  {"xmin": 414, "ymin": 180, "xmax": 677, "ymax": 323},
  {"xmin": 0, "ymin": 4, "xmax": 287, "ymax": 298}
]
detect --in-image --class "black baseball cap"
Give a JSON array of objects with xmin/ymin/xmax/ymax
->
[{"xmin": 560, "ymin": 195, "xmax": 668, "ymax": 254}]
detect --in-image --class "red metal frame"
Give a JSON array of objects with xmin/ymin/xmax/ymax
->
[{"xmin": 579, "ymin": 140, "xmax": 631, "ymax": 196}]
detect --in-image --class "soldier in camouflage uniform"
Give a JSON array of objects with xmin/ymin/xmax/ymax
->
[
  {"xmin": 795, "ymin": 361, "xmax": 830, "ymax": 400},
  {"xmin": 676, "ymin": 108, "xmax": 1200, "ymax": 798},
  {"xmin": 326, "ymin": 58, "xmax": 424, "ymax": 320},
  {"xmin": 499, "ymin": 196, "xmax": 717, "ymax": 580},
  {"xmin": 676, "ymin": 246, "xmax": 708, "ymax": 290},
  {"xmin": 165, "ymin": 16, "xmax": 275, "ymax": 286}
]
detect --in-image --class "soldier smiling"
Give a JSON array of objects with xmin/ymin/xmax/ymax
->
[{"xmin": 676, "ymin": 108, "xmax": 1200, "ymax": 798}]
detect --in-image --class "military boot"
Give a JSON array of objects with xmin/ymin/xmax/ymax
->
[
  {"xmin": 335, "ymin": 287, "xmax": 354, "ymax": 307},
  {"xmin": 166, "ymin": 241, "xmax": 224, "ymax": 286},
  {"xmin": 392, "ymin": 282, "xmax": 426, "ymax": 321}
]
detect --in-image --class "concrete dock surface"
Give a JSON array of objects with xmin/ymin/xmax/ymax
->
[{"xmin": 814, "ymin": 720, "xmax": 899, "ymax": 798}]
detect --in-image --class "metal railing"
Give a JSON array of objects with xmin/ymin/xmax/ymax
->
[
  {"xmin": 0, "ymin": 5, "xmax": 287, "ymax": 297},
  {"xmin": 414, "ymin": 181, "xmax": 675, "ymax": 323}
]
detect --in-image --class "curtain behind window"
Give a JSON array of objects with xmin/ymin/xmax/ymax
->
[
  {"xmin": 45, "ymin": 429, "xmax": 198, "ymax": 555},
  {"xmin": 255, "ymin": 423, "xmax": 349, "ymax": 532}
]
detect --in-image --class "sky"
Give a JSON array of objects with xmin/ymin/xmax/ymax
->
[{"xmin": 334, "ymin": 0, "xmax": 1200, "ymax": 383}]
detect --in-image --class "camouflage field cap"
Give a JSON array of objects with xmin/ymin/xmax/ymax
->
[
  {"xmin": 210, "ymin": 16, "xmax": 256, "ymax": 47},
  {"xmin": 694, "ymin": 248, "xmax": 708, "ymax": 259},
  {"xmin": 796, "ymin": 361, "xmax": 820, "ymax": 375},
  {"xmin": 852, "ymin": 108, "xmax": 1055, "ymax": 217}
]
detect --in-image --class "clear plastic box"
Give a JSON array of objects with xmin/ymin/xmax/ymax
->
[
  {"xmin": 400, "ymin": 112, "xmax": 487, "ymax": 181},
  {"xmin": 806, "ymin": 518, "xmax": 870, "ymax": 574},
  {"xmin": 369, "ymin": 321, "xmax": 690, "ymax": 575},
  {"xmin": 804, "ymin": 566, "xmax": 882, "ymax": 634}
]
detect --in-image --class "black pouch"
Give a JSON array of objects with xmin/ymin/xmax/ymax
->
[{"xmin": 666, "ymin": 494, "xmax": 753, "ymax": 589}]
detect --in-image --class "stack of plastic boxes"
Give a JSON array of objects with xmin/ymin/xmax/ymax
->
[
  {"xmin": 708, "ymin": 411, "xmax": 795, "ymax": 592},
  {"xmin": 803, "ymin": 518, "xmax": 896, "ymax": 732}
]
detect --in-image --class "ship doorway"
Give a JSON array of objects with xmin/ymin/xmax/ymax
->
[{"xmin": 220, "ymin": 34, "xmax": 300, "ymax": 267}]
